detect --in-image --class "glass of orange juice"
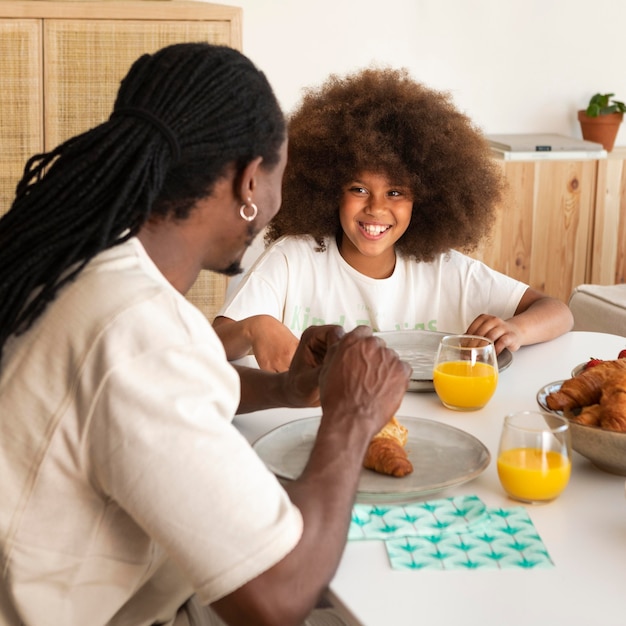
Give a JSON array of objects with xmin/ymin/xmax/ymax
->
[
  {"xmin": 432, "ymin": 334, "xmax": 498, "ymax": 410},
  {"xmin": 497, "ymin": 411, "xmax": 571, "ymax": 504}
]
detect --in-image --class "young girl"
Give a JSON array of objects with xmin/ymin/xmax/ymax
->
[{"xmin": 213, "ymin": 67, "xmax": 573, "ymax": 371}]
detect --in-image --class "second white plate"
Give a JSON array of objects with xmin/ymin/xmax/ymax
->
[
  {"xmin": 253, "ymin": 416, "xmax": 491, "ymax": 503},
  {"xmin": 374, "ymin": 330, "xmax": 512, "ymax": 392}
]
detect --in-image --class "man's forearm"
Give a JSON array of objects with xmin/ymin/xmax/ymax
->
[
  {"xmin": 213, "ymin": 413, "xmax": 374, "ymax": 626},
  {"xmin": 234, "ymin": 366, "xmax": 294, "ymax": 414}
]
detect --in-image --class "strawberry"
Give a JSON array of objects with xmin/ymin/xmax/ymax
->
[
  {"xmin": 618, "ymin": 349, "xmax": 626, "ymax": 360},
  {"xmin": 584, "ymin": 358, "xmax": 604, "ymax": 370}
]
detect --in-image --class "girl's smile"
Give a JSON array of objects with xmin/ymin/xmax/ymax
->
[
  {"xmin": 338, "ymin": 171, "xmax": 413, "ymax": 278},
  {"xmin": 359, "ymin": 222, "xmax": 392, "ymax": 238}
]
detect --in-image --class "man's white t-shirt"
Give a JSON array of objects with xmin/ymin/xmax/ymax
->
[
  {"xmin": 220, "ymin": 235, "xmax": 528, "ymax": 335},
  {"xmin": 0, "ymin": 238, "xmax": 302, "ymax": 625}
]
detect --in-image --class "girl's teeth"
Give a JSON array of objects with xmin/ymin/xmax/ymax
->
[{"xmin": 362, "ymin": 224, "xmax": 389, "ymax": 235}]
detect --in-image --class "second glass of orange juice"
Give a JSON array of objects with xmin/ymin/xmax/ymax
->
[
  {"xmin": 497, "ymin": 411, "xmax": 571, "ymax": 504},
  {"xmin": 433, "ymin": 334, "xmax": 498, "ymax": 411}
]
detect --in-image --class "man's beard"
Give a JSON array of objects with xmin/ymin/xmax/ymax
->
[
  {"xmin": 220, "ymin": 261, "xmax": 243, "ymax": 277},
  {"xmin": 217, "ymin": 222, "xmax": 258, "ymax": 277}
]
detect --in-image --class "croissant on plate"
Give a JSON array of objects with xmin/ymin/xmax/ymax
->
[
  {"xmin": 363, "ymin": 416, "xmax": 414, "ymax": 477},
  {"xmin": 597, "ymin": 372, "xmax": 626, "ymax": 432},
  {"xmin": 546, "ymin": 359, "xmax": 626, "ymax": 411}
]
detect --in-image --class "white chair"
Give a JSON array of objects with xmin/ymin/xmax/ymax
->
[{"xmin": 568, "ymin": 284, "xmax": 626, "ymax": 336}]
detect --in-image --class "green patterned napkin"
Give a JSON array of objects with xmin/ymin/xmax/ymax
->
[{"xmin": 349, "ymin": 495, "xmax": 553, "ymax": 570}]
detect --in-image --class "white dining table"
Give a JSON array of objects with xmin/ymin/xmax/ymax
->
[{"xmin": 233, "ymin": 331, "xmax": 626, "ymax": 626}]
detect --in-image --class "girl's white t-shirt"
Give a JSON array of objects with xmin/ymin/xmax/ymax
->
[{"xmin": 220, "ymin": 235, "xmax": 528, "ymax": 336}]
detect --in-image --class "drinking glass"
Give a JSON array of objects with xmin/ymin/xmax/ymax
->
[
  {"xmin": 497, "ymin": 410, "xmax": 571, "ymax": 504},
  {"xmin": 432, "ymin": 334, "xmax": 498, "ymax": 411}
]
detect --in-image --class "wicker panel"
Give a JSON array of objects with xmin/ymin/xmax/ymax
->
[
  {"xmin": 186, "ymin": 270, "xmax": 229, "ymax": 323},
  {"xmin": 44, "ymin": 20, "xmax": 231, "ymax": 147},
  {"xmin": 0, "ymin": 20, "xmax": 42, "ymax": 218},
  {"xmin": 42, "ymin": 18, "xmax": 232, "ymax": 319}
]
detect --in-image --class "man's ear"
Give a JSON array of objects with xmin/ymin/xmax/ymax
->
[{"xmin": 235, "ymin": 156, "xmax": 263, "ymax": 203}]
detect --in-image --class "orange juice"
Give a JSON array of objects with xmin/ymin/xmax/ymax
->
[
  {"xmin": 433, "ymin": 360, "xmax": 497, "ymax": 410},
  {"xmin": 497, "ymin": 447, "xmax": 571, "ymax": 502}
]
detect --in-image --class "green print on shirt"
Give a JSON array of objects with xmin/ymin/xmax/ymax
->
[
  {"xmin": 289, "ymin": 306, "xmax": 349, "ymax": 331},
  {"xmin": 288, "ymin": 305, "xmax": 437, "ymax": 333},
  {"xmin": 395, "ymin": 320, "xmax": 438, "ymax": 331}
]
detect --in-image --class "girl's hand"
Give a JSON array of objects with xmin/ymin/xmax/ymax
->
[
  {"xmin": 467, "ymin": 288, "xmax": 574, "ymax": 355},
  {"xmin": 466, "ymin": 314, "xmax": 523, "ymax": 355}
]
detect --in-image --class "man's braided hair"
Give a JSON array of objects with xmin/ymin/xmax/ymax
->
[{"xmin": 0, "ymin": 42, "xmax": 285, "ymax": 360}]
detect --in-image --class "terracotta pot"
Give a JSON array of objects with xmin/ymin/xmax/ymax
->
[{"xmin": 578, "ymin": 110, "xmax": 623, "ymax": 151}]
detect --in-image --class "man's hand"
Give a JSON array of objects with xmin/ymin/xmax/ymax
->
[
  {"xmin": 282, "ymin": 325, "xmax": 345, "ymax": 407},
  {"xmin": 317, "ymin": 326, "xmax": 411, "ymax": 436}
]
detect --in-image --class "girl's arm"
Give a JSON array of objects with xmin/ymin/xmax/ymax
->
[
  {"xmin": 214, "ymin": 314, "xmax": 300, "ymax": 372},
  {"xmin": 467, "ymin": 287, "xmax": 573, "ymax": 354}
]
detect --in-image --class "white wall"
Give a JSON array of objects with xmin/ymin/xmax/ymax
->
[{"xmin": 206, "ymin": 0, "xmax": 626, "ymax": 147}]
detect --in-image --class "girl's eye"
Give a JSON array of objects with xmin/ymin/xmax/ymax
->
[
  {"xmin": 349, "ymin": 186, "xmax": 367, "ymax": 194},
  {"xmin": 389, "ymin": 188, "xmax": 412, "ymax": 199}
]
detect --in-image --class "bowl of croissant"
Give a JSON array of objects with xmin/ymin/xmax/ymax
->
[{"xmin": 537, "ymin": 357, "xmax": 626, "ymax": 476}]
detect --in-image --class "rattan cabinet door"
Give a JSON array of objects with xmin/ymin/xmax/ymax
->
[
  {"xmin": 43, "ymin": 19, "xmax": 232, "ymax": 148},
  {"xmin": 42, "ymin": 18, "xmax": 236, "ymax": 319},
  {"xmin": 1, "ymin": 2, "xmax": 242, "ymax": 321},
  {"xmin": 0, "ymin": 19, "xmax": 42, "ymax": 219}
]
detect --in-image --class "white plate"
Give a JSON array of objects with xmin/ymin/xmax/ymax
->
[
  {"xmin": 253, "ymin": 416, "xmax": 491, "ymax": 503},
  {"xmin": 374, "ymin": 330, "xmax": 513, "ymax": 392}
]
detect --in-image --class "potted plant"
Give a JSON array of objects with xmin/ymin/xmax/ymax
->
[{"xmin": 578, "ymin": 93, "xmax": 626, "ymax": 151}]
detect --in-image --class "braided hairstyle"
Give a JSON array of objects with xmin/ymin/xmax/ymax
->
[
  {"xmin": 266, "ymin": 67, "xmax": 501, "ymax": 260},
  {"xmin": 0, "ymin": 42, "xmax": 285, "ymax": 360}
]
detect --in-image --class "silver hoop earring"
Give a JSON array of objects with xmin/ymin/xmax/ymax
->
[{"xmin": 239, "ymin": 202, "xmax": 258, "ymax": 222}]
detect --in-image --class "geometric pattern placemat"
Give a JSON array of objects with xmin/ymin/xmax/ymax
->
[{"xmin": 349, "ymin": 495, "xmax": 554, "ymax": 570}]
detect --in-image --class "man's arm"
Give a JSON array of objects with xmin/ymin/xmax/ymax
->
[
  {"xmin": 213, "ymin": 326, "xmax": 411, "ymax": 625},
  {"xmin": 235, "ymin": 324, "xmax": 346, "ymax": 413}
]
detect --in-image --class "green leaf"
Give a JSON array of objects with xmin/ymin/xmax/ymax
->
[
  {"xmin": 585, "ymin": 93, "xmax": 624, "ymax": 116},
  {"xmin": 586, "ymin": 103, "xmax": 601, "ymax": 116}
]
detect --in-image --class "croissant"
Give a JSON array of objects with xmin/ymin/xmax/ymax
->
[
  {"xmin": 570, "ymin": 403, "xmax": 602, "ymax": 427},
  {"xmin": 546, "ymin": 359, "xmax": 626, "ymax": 411},
  {"xmin": 598, "ymin": 373, "xmax": 626, "ymax": 432},
  {"xmin": 363, "ymin": 416, "xmax": 413, "ymax": 477}
]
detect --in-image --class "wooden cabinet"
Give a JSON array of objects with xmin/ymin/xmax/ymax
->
[
  {"xmin": 473, "ymin": 156, "xmax": 600, "ymax": 303},
  {"xmin": 589, "ymin": 147, "xmax": 626, "ymax": 285},
  {"xmin": 0, "ymin": 1, "xmax": 242, "ymax": 321}
]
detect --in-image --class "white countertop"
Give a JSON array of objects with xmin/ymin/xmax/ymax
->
[{"xmin": 233, "ymin": 331, "xmax": 626, "ymax": 626}]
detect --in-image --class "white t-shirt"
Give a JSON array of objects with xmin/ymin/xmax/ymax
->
[
  {"xmin": 219, "ymin": 235, "xmax": 528, "ymax": 335},
  {"xmin": 0, "ymin": 238, "xmax": 302, "ymax": 626}
]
